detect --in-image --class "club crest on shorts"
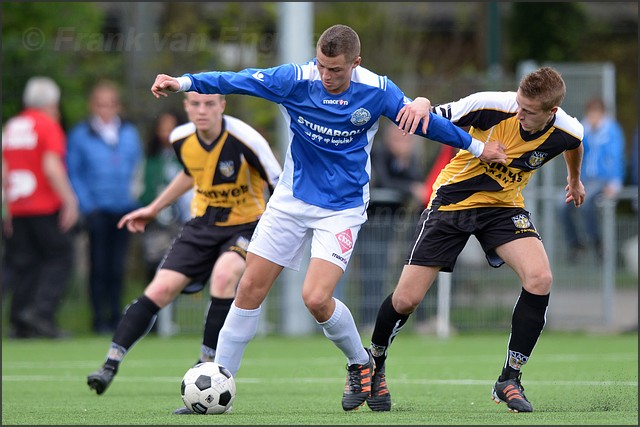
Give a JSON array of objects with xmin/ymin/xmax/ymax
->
[
  {"xmin": 511, "ymin": 213, "xmax": 531, "ymax": 229},
  {"xmin": 526, "ymin": 151, "xmax": 548, "ymax": 169},
  {"xmin": 218, "ymin": 160, "xmax": 235, "ymax": 177},
  {"xmin": 235, "ymin": 236, "xmax": 249, "ymax": 251},
  {"xmin": 336, "ymin": 229, "xmax": 353, "ymax": 253}
]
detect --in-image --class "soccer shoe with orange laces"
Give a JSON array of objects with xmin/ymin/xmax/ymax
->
[
  {"xmin": 366, "ymin": 363, "xmax": 391, "ymax": 411},
  {"xmin": 342, "ymin": 349, "xmax": 374, "ymax": 411},
  {"xmin": 491, "ymin": 372, "xmax": 533, "ymax": 412}
]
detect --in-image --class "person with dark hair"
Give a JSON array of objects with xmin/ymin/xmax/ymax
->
[
  {"xmin": 2, "ymin": 76, "xmax": 79, "ymax": 339},
  {"xmin": 558, "ymin": 97, "xmax": 625, "ymax": 261},
  {"xmin": 150, "ymin": 24, "xmax": 507, "ymax": 412},
  {"xmin": 367, "ymin": 66, "xmax": 585, "ymax": 413}
]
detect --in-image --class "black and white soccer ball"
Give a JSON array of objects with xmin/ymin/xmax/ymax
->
[{"xmin": 180, "ymin": 362, "xmax": 236, "ymax": 414}]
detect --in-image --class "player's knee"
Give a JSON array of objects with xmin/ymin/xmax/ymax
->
[
  {"xmin": 301, "ymin": 290, "xmax": 330, "ymax": 316},
  {"xmin": 392, "ymin": 291, "xmax": 420, "ymax": 315},
  {"xmin": 145, "ymin": 281, "xmax": 181, "ymax": 307},
  {"xmin": 209, "ymin": 282, "xmax": 237, "ymax": 299},
  {"xmin": 210, "ymin": 271, "xmax": 241, "ymax": 297},
  {"xmin": 525, "ymin": 270, "xmax": 553, "ymax": 294}
]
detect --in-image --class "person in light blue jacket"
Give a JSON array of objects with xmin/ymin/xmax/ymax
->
[
  {"xmin": 67, "ymin": 80, "xmax": 143, "ymax": 334},
  {"xmin": 558, "ymin": 97, "xmax": 625, "ymax": 262}
]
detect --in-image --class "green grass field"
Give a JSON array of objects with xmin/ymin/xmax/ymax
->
[{"xmin": 2, "ymin": 331, "xmax": 637, "ymax": 425}]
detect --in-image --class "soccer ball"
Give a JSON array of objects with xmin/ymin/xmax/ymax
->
[{"xmin": 180, "ymin": 362, "xmax": 236, "ymax": 414}]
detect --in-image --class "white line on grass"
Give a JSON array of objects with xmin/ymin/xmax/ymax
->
[{"xmin": 2, "ymin": 375, "xmax": 637, "ymax": 387}]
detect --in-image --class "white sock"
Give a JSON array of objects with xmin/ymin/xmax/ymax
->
[
  {"xmin": 319, "ymin": 298, "xmax": 369, "ymax": 366},
  {"xmin": 214, "ymin": 302, "xmax": 261, "ymax": 376}
]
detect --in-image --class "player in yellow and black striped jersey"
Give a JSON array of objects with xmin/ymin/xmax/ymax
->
[
  {"xmin": 170, "ymin": 115, "xmax": 280, "ymax": 226},
  {"xmin": 368, "ymin": 67, "xmax": 586, "ymax": 413},
  {"xmin": 427, "ymin": 90, "xmax": 582, "ymax": 211},
  {"xmin": 87, "ymin": 92, "xmax": 282, "ymax": 401}
]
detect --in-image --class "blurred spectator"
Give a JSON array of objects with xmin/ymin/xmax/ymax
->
[
  {"xmin": 139, "ymin": 111, "xmax": 192, "ymax": 283},
  {"xmin": 67, "ymin": 80, "xmax": 144, "ymax": 334},
  {"xmin": 422, "ymin": 144, "xmax": 457, "ymax": 207},
  {"xmin": 2, "ymin": 76, "xmax": 79, "ymax": 339},
  {"xmin": 558, "ymin": 98, "xmax": 625, "ymax": 261},
  {"xmin": 630, "ymin": 125, "xmax": 638, "ymax": 212},
  {"xmin": 356, "ymin": 124, "xmax": 425, "ymax": 327}
]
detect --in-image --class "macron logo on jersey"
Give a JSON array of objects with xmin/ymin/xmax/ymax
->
[
  {"xmin": 252, "ymin": 71, "xmax": 265, "ymax": 82},
  {"xmin": 322, "ymin": 99, "xmax": 349, "ymax": 106}
]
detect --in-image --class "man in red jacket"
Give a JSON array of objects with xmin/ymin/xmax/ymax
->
[{"xmin": 2, "ymin": 76, "xmax": 79, "ymax": 339}]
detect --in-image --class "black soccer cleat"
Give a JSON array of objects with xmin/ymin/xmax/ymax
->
[
  {"xmin": 87, "ymin": 365, "xmax": 117, "ymax": 395},
  {"xmin": 342, "ymin": 349, "xmax": 374, "ymax": 411},
  {"xmin": 491, "ymin": 372, "xmax": 533, "ymax": 412},
  {"xmin": 366, "ymin": 364, "xmax": 391, "ymax": 411}
]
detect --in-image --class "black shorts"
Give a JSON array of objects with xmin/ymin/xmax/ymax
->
[
  {"xmin": 405, "ymin": 207, "xmax": 541, "ymax": 272},
  {"xmin": 158, "ymin": 216, "xmax": 257, "ymax": 294}
]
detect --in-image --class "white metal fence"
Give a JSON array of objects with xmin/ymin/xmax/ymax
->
[
  {"xmin": 157, "ymin": 61, "xmax": 637, "ymax": 337},
  {"xmin": 158, "ymin": 187, "xmax": 638, "ymax": 337}
]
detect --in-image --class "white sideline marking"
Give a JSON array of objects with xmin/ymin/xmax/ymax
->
[{"xmin": 2, "ymin": 375, "xmax": 637, "ymax": 387}]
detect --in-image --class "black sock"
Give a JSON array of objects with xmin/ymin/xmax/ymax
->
[
  {"xmin": 202, "ymin": 297, "xmax": 234, "ymax": 352},
  {"xmin": 499, "ymin": 288, "xmax": 549, "ymax": 381},
  {"xmin": 108, "ymin": 295, "xmax": 160, "ymax": 367},
  {"xmin": 369, "ymin": 293, "xmax": 410, "ymax": 370}
]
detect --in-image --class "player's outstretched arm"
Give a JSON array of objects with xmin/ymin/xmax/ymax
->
[
  {"xmin": 118, "ymin": 171, "xmax": 194, "ymax": 233},
  {"xmin": 398, "ymin": 97, "xmax": 508, "ymax": 165},
  {"xmin": 151, "ymin": 74, "xmax": 181, "ymax": 98}
]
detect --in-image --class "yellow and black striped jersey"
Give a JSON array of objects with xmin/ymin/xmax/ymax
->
[
  {"xmin": 428, "ymin": 91, "xmax": 583, "ymax": 210},
  {"xmin": 170, "ymin": 115, "xmax": 282, "ymax": 226}
]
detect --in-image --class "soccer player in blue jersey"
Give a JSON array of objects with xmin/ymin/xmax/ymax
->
[
  {"xmin": 367, "ymin": 66, "xmax": 585, "ymax": 413},
  {"xmin": 151, "ymin": 24, "xmax": 507, "ymax": 412}
]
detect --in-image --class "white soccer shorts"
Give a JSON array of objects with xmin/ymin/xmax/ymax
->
[{"xmin": 247, "ymin": 184, "xmax": 368, "ymax": 271}]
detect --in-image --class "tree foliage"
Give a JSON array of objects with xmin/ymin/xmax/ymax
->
[
  {"xmin": 507, "ymin": 3, "xmax": 588, "ymax": 65},
  {"xmin": 2, "ymin": 2, "xmax": 636, "ymax": 145},
  {"xmin": 2, "ymin": 2, "xmax": 122, "ymax": 128}
]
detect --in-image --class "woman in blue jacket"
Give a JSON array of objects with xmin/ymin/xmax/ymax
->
[{"xmin": 67, "ymin": 80, "xmax": 143, "ymax": 334}]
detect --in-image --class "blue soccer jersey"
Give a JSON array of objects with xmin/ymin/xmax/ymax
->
[{"xmin": 183, "ymin": 59, "xmax": 474, "ymax": 210}]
